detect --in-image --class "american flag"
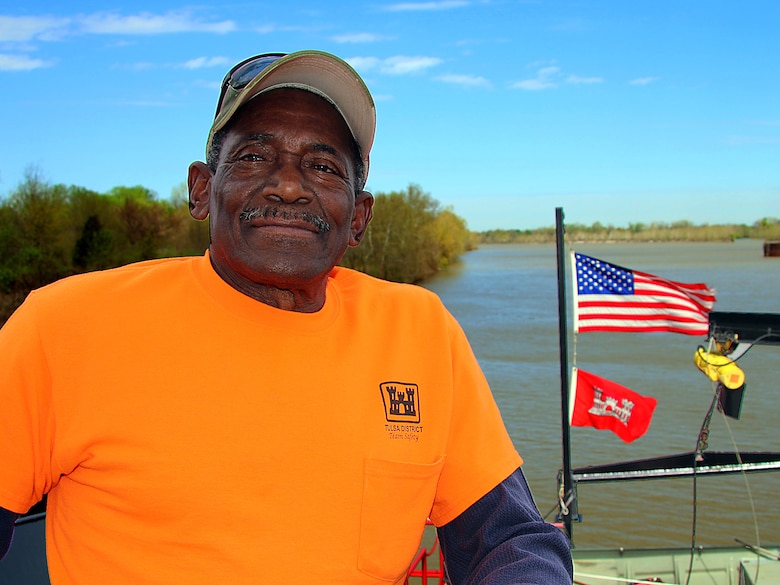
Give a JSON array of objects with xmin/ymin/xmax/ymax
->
[{"xmin": 571, "ymin": 252, "xmax": 716, "ymax": 335}]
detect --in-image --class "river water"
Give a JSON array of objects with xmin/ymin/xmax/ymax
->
[{"xmin": 423, "ymin": 239, "xmax": 780, "ymax": 550}]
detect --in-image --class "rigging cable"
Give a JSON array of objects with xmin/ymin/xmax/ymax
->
[
  {"xmin": 684, "ymin": 378, "xmax": 719, "ymax": 585},
  {"xmin": 684, "ymin": 334, "xmax": 764, "ymax": 585},
  {"xmin": 715, "ymin": 384, "xmax": 762, "ymax": 584}
]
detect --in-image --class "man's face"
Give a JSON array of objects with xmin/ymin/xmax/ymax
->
[{"xmin": 191, "ymin": 88, "xmax": 372, "ymax": 295}]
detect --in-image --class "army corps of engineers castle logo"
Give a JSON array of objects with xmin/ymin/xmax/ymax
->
[{"xmin": 379, "ymin": 381, "xmax": 421, "ymax": 424}]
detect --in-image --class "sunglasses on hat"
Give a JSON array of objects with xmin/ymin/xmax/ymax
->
[{"xmin": 214, "ymin": 53, "xmax": 286, "ymax": 121}]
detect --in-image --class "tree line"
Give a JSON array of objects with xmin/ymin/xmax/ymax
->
[
  {"xmin": 0, "ymin": 173, "xmax": 474, "ymax": 325},
  {"xmin": 3, "ymin": 169, "xmax": 775, "ymax": 326},
  {"xmin": 479, "ymin": 218, "xmax": 780, "ymax": 244}
]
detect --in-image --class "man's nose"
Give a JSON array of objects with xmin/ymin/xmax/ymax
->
[{"xmin": 261, "ymin": 156, "xmax": 312, "ymax": 204}]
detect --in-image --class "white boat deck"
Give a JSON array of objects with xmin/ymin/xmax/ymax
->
[{"xmin": 573, "ymin": 545, "xmax": 780, "ymax": 584}]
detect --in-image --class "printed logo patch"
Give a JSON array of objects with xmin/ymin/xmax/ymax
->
[{"xmin": 379, "ymin": 381, "xmax": 420, "ymax": 424}]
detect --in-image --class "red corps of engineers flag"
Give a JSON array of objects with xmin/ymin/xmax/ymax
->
[
  {"xmin": 570, "ymin": 367, "xmax": 657, "ymax": 443},
  {"xmin": 571, "ymin": 251, "xmax": 716, "ymax": 336}
]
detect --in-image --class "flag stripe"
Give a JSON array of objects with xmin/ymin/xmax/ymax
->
[
  {"xmin": 571, "ymin": 251, "xmax": 716, "ymax": 335},
  {"xmin": 579, "ymin": 298, "xmax": 709, "ymax": 313},
  {"xmin": 578, "ymin": 305, "xmax": 710, "ymax": 321},
  {"xmin": 577, "ymin": 322, "xmax": 708, "ymax": 334},
  {"xmin": 634, "ymin": 269, "xmax": 717, "ymax": 293},
  {"xmin": 579, "ymin": 315, "xmax": 708, "ymax": 325},
  {"xmin": 634, "ymin": 276, "xmax": 716, "ymax": 310}
]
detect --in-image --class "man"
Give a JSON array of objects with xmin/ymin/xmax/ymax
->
[{"xmin": 0, "ymin": 50, "xmax": 572, "ymax": 584}]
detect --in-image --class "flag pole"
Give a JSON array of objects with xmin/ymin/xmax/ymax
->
[{"xmin": 555, "ymin": 207, "xmax": 576, "ymax": 541}]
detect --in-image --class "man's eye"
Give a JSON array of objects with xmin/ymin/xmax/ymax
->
[
  {"xmin": 313, "ymin": 163, "xmax": 336, "ymax": 174},
  {"xmin": 239, "ymin": 153, "xmax": 264, "ymax": 162}
]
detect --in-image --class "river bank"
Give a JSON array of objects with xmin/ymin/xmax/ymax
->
[{"xmin": 477, "ymin": 219, "xmax": 780, "ymax": 245}]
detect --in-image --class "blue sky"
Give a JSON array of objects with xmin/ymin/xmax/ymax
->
[{"xmin": 1, "ymin": 1, "xmax": 778, "ymax": 232}]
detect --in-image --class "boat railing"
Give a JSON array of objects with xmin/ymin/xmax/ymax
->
[{"xmin": 405, "ymin": 519, "xmax": 446, "ymax": 584}]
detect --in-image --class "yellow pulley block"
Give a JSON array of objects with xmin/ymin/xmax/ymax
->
[{"xmin": 693, "ymin": 348, "xmax": 745, "ymax": 390}]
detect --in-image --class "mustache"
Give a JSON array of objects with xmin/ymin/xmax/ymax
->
[{"xmin": 239, "ymin": 206, "xmax": 331, "ymax": 233}]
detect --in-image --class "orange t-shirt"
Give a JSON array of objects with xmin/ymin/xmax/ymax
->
[{"xmin": 0, "ymin": 254, "xmax": 521, "ymax": 584}]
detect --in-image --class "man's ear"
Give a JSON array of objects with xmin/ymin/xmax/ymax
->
[
  {"xmin": 188, "ymin": 162, "xmax": 213, "ymax": 221},
  {"xmin": 349, "ymin": 190, "xmax": 374, "ymax": 246}
]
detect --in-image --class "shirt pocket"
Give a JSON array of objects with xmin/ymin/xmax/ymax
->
[{"xmin": 357, "ymin": 456, "xmax": 446, "ymax": 582}]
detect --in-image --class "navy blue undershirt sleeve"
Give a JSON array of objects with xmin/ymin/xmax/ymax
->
[
  {"xmin": 0, "ymin": 507, "xmax": 17, "ymax": 561},
  {"xmin": 437, "ymin": 467, "xmax": 573, "ymax": 585}
]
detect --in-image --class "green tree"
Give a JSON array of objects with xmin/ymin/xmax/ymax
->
[
  {"xmin": 6, "ymin": 168, "xmax": 71, "ymax": 289},
  {"xmin": 108, "ymin": 186, "xmax": 182, "ymax": 262},
  {"xmin": 168, "ymin": 182, "xmax": 210, "ymax": 256},
  {"xmin": 430, "ymin": 208, "xmax": 472, "ymax": 269},
  {"xmin": 69, "ymin": 186, "xmax": 119, "ymax": 269},
  {"xmin": 341, "ymin": 184, "xmax": 472, "ymax": 283},
  {"xmin": 73, "ymin": 215, "xmax": 115, "ymax": 270},
  {"xmin": 0, "ymin": 204, "xmax": 23, "ymax": 292}
]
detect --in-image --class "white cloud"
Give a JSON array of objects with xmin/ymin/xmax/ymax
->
[
  {"xmin": 0, "ymin": 11, "xmax": 237, "ymax": 42},
  {"xmin": 112, "ymin": 56, "xmax": 231, "ymax": 72},
  {"xmin": 253, "ymin": 24, "xmax": 277, "ymax": 34},
  {"xmin": 106, "ymin": 39, "xmax": 138, "ymax": 48},
  {"xmin": 351, "ymin": 55, "xmax": 442, "ymax": 75},
  {"xmin": 0, "ymin": 53, "xmax": 52, "ymax": 71},
  {"xmin": 383, "ymin": 1, "xmax": 469, "ymax": 11},
  {"xmin": 566, "ymin": 74, "xmax": 603, "ymax": 85},
  {"xmin": 512, "ymin": 78, "xmax": 554, "ymax": 90},
  {"xmin": 181, "ymin": 56, "xmax": 231, "ymax": 70},
  {"xmin": 348, "ymin": 56, "xmax": 382, "ymax": 71},
  {"xmin": 512, "ymin": 66, "xmax": 560, "ymax": 90},
  {"xmin": 0, "ymin": 15, "xmax": 70, "ymax": 42},
  {"xmin": 78, "ymin": 11, "xmax": 236, "ymax": 35},
  {"xmin": 436, "ymin": 73, "xmax": 491, "ymax": 88},
  {"xmin": 381, "ymin": 56, "xmax": 442, "ymax": 74},
  {"xmin": 512, "ymin": 66, "xmax": 604, "ymax": 90},
  {"xmin": 630, "ymin": 76, "xmax": 660, "ymax": 86},
  {"xmin": 331, "ymin": 32, "xmax": 389, "ymax": 44}
]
